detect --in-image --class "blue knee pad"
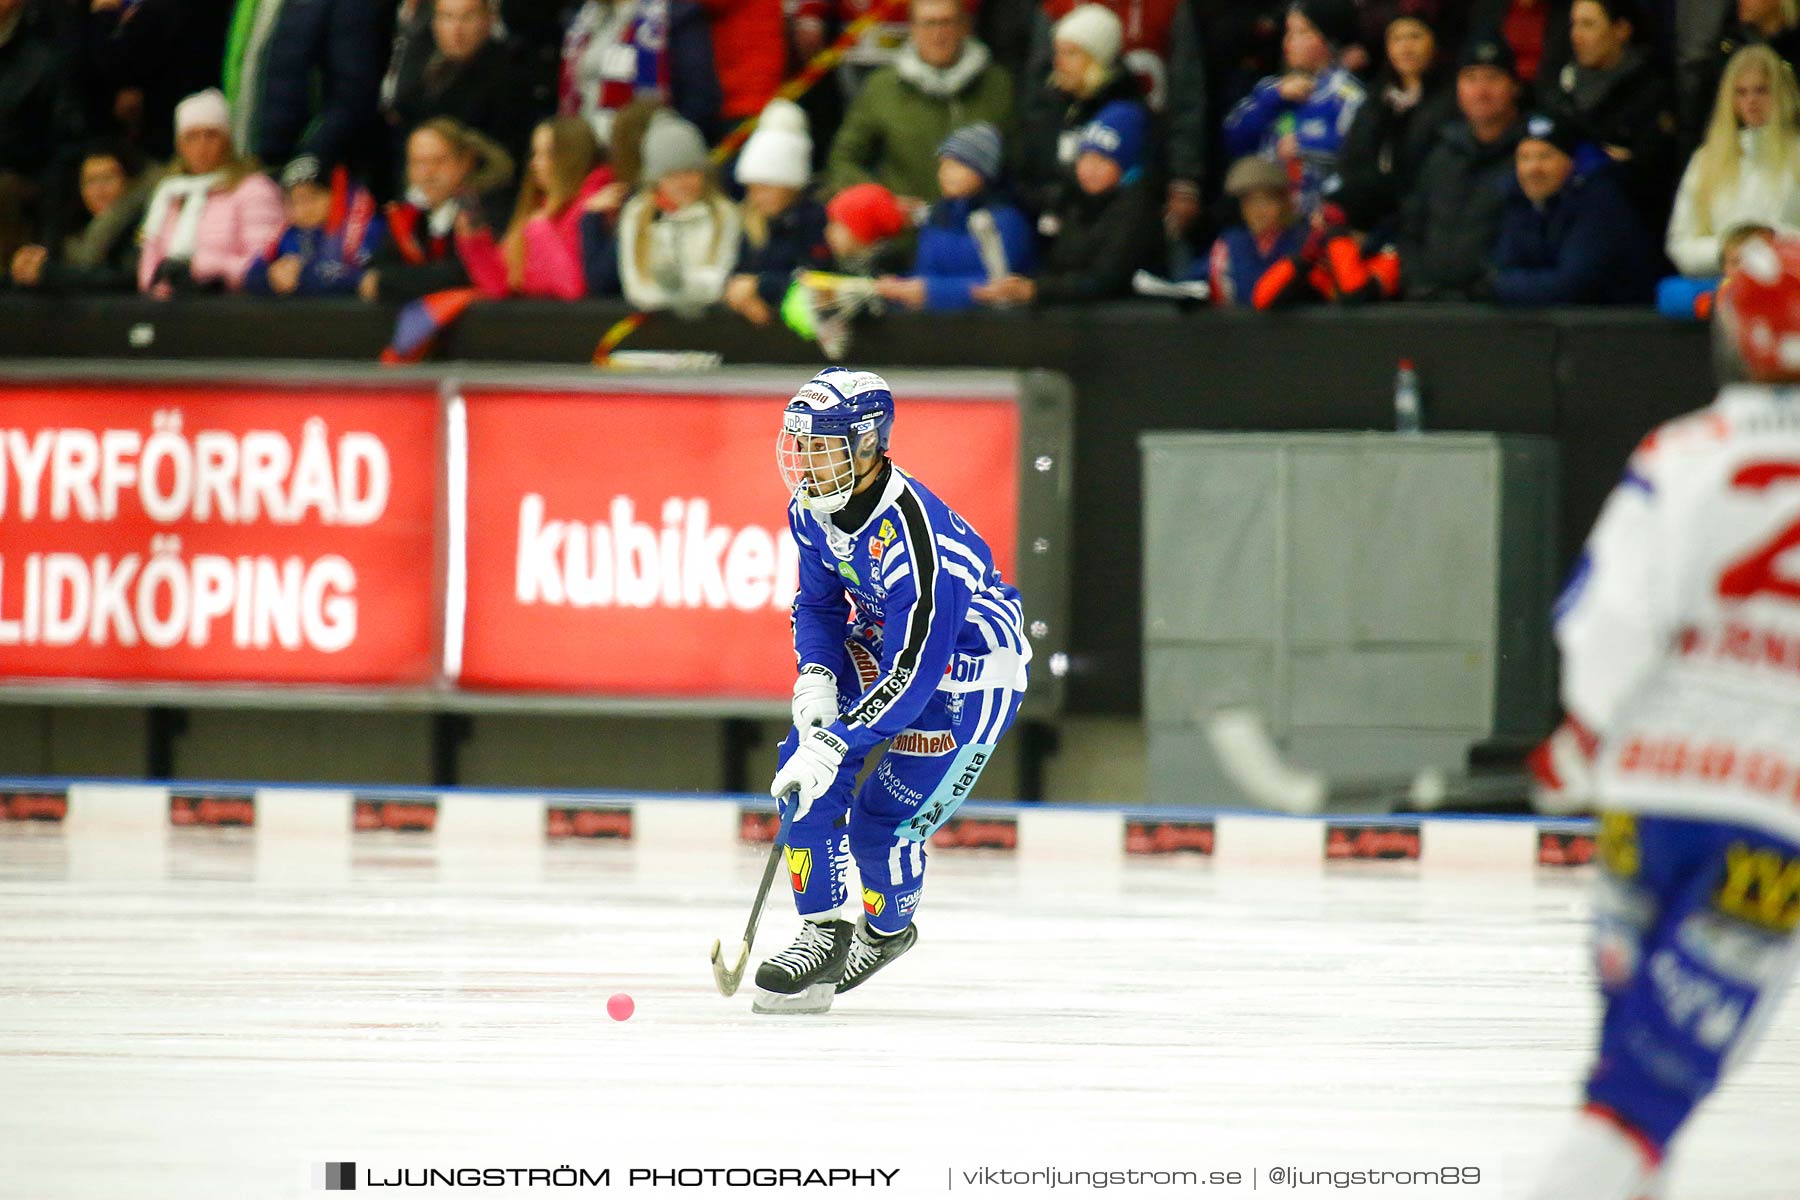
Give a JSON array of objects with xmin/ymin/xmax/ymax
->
[{"xmin": 1584, "ymin": 814, "xmax": 1800, "ymax": 1149}]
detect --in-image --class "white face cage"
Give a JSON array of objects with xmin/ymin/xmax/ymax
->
[{"xmin": 777, "ymin": 428, "xmax": 856, "ymax": 513}]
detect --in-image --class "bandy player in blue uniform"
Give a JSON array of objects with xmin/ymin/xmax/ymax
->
[
  {"xmin": 753, "ymin": 368, "xmax": 1030, "ymax": 1014},
  {"xmin": 1525, "ymin": 234, "xmax": 1800, "ymax": 1198}
]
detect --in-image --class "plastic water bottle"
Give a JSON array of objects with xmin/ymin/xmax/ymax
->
[{"xmin": 1394, "ymin": 359, "xmax": 1423, "ymax": 435}]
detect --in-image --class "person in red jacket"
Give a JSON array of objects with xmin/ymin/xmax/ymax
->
[
  {"xmin": 698, "ymin": 0, "xmax": 787, "ymax": 122},
  {"xmin": 457, "ymin": 116, "xmax": 613, "ymax": 299}
]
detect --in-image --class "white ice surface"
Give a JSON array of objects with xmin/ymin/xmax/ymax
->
[{"xmin": 1, "ymin": 825, "xmax": 1796, "ymax": 1199}]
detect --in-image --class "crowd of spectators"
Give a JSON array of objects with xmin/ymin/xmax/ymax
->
[{"xmin": 0, "ymin": 0, "xmax": 1795, "ymax": 324}]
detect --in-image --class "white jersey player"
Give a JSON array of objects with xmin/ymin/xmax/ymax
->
[{"xmin": 1526, "ymin": 233, "xmax": 1800, "ymax": 1199}]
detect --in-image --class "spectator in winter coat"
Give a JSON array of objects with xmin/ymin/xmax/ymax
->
[
  {"xmin": 1203, "ymin": 155, "xmax": 1310, "ymax": 306},
  {"xmin": 591, "ymin": 111, "xmax": 740, "ymax": 313},
  {"xmin": 244, "ymin": 157, "xmax": 385, "ymax": 297},
  {"xmin": 1679, "ymin": 0, "xmax": 1800, "ymax": 145},
  {"xmin": 1324, "ymin": 12, "xmax": 1458, "ymax": 240},
  {"xmin": 826, "ymin": 0, "xmax": 1016, "ymax": 206},
  {"xmin": 1471, "ymin": 0, "xmax": 1573, "ymax": 87},
  {"xmin": 386, "ymin": 0, "xmax": 542, "ymax": 170},
  {"xmin": 137, "ymin": 90, "xmax": 285, "ymax": 297},
  {"xmin": 361, "ymin": 117, "xmax": 515, "ymax": 303},
  {"xmin": 697, "ymin": 0, "xmax": 784, "ymax": 123},
  {"xmin": 1223, "ymin": 0, "xmax": 1367, "ymax": 216},
  {"xmin": 723, "ymin": 99, "xmax": 831, "ymax": 325},
  {"xmin": 458, "ymin": 116, "xmax": 609, "ymax": 299},
  {"xmin": 1022, "ymin": 0, "xmax": 1211, "ymax": 239},
  {"xmin": 77, "ymin": 0, "xmax": 232, "ymax": 161},
  {"xmin": 1397, "ymin": 33, "xmax": 1525, "ymax": 298},
  {"xmin": 559, "ymin": 0, "xmax": 723, "ymax": 145},
  {"xmin": 0, "ymin": 0, "xmax": 82, "ymax": 272},
  {"xmin": 1540, "ymin": 0, "xmax": 1681, "ymax": 236},
  {"xmin": 974, "ymin": 98, "xmax": 1157, "ymax": 304},
  {"xmin": 1484, "ymin": 110, "xmax": 1656, "ymax": 304},
  {"xmin": 1667, "ymin": 44, "xmax": 1800, "ymax": 276},
  {"xmin": 221, "ymin": 0, "xmax": 389, "ymax": 173},
  {"xmin": 1016, "ymin": 6, "xmax": 1149, "ymax": 215},
  {"xmin": 8, "ymin": 144, "xmax": 158, "ymax": 294},
  {"xmin": 875, "ymin": 122, "xmax": 1035, "ymax": 310}
]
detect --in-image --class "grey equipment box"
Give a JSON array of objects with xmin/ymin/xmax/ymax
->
[{"xmin": 1141, "ymin": 432, "xmax": 1560, "ymax": 809}]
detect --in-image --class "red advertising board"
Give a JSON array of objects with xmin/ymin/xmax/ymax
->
[
  {"xmin": 458, "ymin": 389, "xmax": 1019, "ymax": 698},
  {"xmin": 0, "ymin": 383, "xmax": 439, "ymax": 685}
]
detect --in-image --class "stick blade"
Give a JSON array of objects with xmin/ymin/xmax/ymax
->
[
  {"xmin": 1204, "ymin": 708, "xmax": 1327, "ymax": 815},
  {"xmin": 710, "ymin": 937, "xmax": 750, "ymax": 997}
]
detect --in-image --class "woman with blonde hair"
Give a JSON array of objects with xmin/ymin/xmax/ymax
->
[
  {"xmin": 591, "ymin": 110, "xmax": 739, "ymax": 313},
  {"xmin": 458, "ymin": 116, "xmax": 612, "ymax": 299},
  {"xmin": 1667, "ymin": 44, "xmax": 1800, "ymax": 277},
  {"xmin": 137, "ymin": 90, "xmax": 284, "ymax": 296}
]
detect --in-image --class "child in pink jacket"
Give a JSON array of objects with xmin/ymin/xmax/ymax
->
[
  {"xmin": 137, "ymin": 90, "xmax": 284, "ymax": 296},
  {"xmin": 457, "ymin": 116, "xmax": 615, "ymax": 300}
]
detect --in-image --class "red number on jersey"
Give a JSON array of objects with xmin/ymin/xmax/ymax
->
[{"xmin": 1719, "ymin": 461, "xmax": 1800, "ymax": 601}]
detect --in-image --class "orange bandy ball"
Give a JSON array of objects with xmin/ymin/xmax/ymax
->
[{"xmin": 607, "ymin": 993, "xmax": 634, "ymax": 1021}]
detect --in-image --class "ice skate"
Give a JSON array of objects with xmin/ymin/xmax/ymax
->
[
  {"xmin": 836, "ymin": 919, "xmax": 918, "ymax": 994},
  {"xmin": 752, "ymin": 918, "xmax": 852, "ymax": 1014}
]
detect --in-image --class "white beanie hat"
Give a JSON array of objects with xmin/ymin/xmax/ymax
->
[
  {"xmin": 735, "ymin": 99, "xmax": 813, "ymax": 190},
  {"xmin": 175, "ymin": 88, "xmax": 232, "ymax": 137},
  {"xmin": 1053, "ymin": 4, "xmax": 1123, "ymax": 69}
]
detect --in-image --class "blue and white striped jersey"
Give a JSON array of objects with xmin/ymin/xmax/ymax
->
[{"xmin": 788, "ymin": 465, "xmax": 1029, "ymax": 754}]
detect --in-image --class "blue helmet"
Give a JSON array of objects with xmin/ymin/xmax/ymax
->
[{"xmin": 777, "ymin": 368, "xmax": 896, "ymax": 512}]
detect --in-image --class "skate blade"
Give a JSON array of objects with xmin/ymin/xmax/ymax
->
[{"xmin": 751, "ymin": 982, "xmax": 838, "ymax": 1014}]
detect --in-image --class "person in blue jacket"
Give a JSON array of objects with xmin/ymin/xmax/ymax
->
[
  {"xmin": 1222, "ymin": 0, "xmax": 1367, "ymax": 215},
  {"xmin": 244, "ymin": 156, "xmax": 386, "ymax": 298},
  {"xmin": 1481, "ymin": 110, "xmax": 1656, "ymax": 307},
  {"xmin": 754, "ymin": 368, "xmax": 1031, "ymax": 1015},
  {"xmin": 873, "ymin": 123, "xmax": 1035, "ymax": 312}
]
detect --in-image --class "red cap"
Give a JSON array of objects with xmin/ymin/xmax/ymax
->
[{"xmin": 826, "ymin": 183, "xmax": 907, "ymax": 246}]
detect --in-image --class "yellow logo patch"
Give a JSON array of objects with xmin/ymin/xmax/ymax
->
[
  {"xmin": 862, "ymin": 887, "xmax": 886, "ymax": 916},
  {"xmin": 785, "ymin": 846, "xmax": 813, "ymax": 893}
]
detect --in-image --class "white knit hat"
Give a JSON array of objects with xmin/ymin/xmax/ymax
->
[
  {"xmin": 735, "ymin": 99, "xmax": 813, "ymax": 190},
  {"xmin": 1053, "ymin": 4, "xmax": 1123, "ymax": 68},
  {"xmin": 174, "ymin": 88, "xmax": 231, "ymax": 137}
]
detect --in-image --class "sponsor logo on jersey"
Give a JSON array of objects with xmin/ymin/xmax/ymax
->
[
  {"xmin": 868, "ymin": 536, "xmax": 884, "ymax": 560},
  {"xmin": 950, "ymin": 751, "xmax": 988, "ymax": 799},
  {"xmin": 945, "ymin": 655, "xmax": 983, "ymax": 684},
  {"xmin": 837, "ymin": 562, "xmax": 860, "ymax": 585},
  {"xmin": 848, "ymin": 640, "xmax": 882, "ymax": 689},
  {"xmin": 898, "ymin": 888, "xmax": 921, "ymax": 915},
  {"xmin": 891, "ymin": 730, "xmax": 958, "ymax": 756},
  {"xmin": 1713, "ymin": 843, "xmax": 1800, "ymax": 933},
  {"xmin": 785, "ymin": 846, "xmax": 813, "ymax": 893},
  {"xmin": 846, "ymin": 666, "xmax": 912, "ymax": 724},
  {"xmin": 878, "ymin": 519, "xmax": 897, "ymax": 546},
  {"xmin": 861, "ymin": 887, "xmax": 886, "ymax": 917}
]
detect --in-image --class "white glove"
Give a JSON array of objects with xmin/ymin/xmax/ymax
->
[
  {"xmin": 791, "ymin": 664, "xmax": 839, "ymax": 731},
  {"xmin": 772, "ymin": 726, "xmax": 849, "ymax": 821}
]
